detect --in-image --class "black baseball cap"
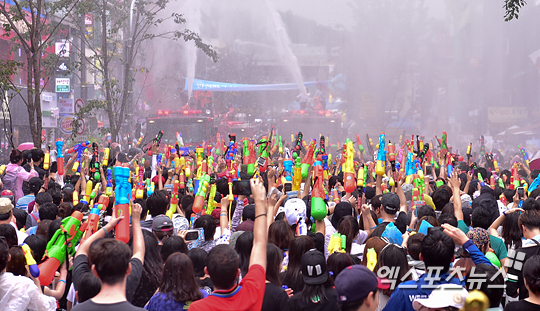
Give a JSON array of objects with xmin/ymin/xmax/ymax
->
[
  {"xmin": 331, "ymin": 202, "xmax": 353, "ymax": 229},
  {"xmin": 301, "ymin": 249, "xmax": 328, "ymax": 285},
  {"xmin": 152, "ymin": 215, "xmax": 173, "ymax": 232},
  {"xmin": 335, "ymin": 265, "xmax": 390, "ymax": 303},
  {"xmin": 381, "ymin": 192, "xmax": 400, "ymax": 214}
]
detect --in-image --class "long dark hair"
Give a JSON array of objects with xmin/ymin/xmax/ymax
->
[
  {"xmin": 6, "ymin": 246, "xmax": 26, "ymax": 276},
  {"xmin": 327, "ymin": 252, "xmax": 353, "ymax": 283},
  {"xmin": 266, "ymin": 243, "xmax": 283, "ymax": 286},
  {"xmin": 337, "ymin": 216, "xmax": 359, "ymax": 253},
  {"xmin": 130, "ymin": 230, "xmax": 162, "ymax": 290},
  {"xmin": 160, "ymin": 252, "xmax": 203, "ymax": 302},
  {"xmin": 501, "ymin": 212, "xmax": 523, "ymax": 250},
  {"xmin": 268, "ymin": 220, "xmax": 293, "ymax": 252},
  {"xmin": 375, "ymin": 244, "xmax": 410, "ymax": 295},
  {"xmin": 234, "ymin": 231, "xmax": 253, "ymax": 278},
  {"xmin": 282, "ymin": 236, "xmax": 314, "ymax": 292}
]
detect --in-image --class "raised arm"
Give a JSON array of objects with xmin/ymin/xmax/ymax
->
[
  {"xmin": 449, "ymin": 173, "xmax": 463, "ymax": 221},
  {"xmin": 131, "ymin": 203, "xmax": 145, "ymax": 263},
  {"xmin": 249, "ymin": 178, "xmax": 268, "ymax": 269}
]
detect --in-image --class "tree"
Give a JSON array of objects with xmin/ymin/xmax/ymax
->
[
  {"xmin": 0, "ymin": 59, "xmax": 23, "ymax": 148},
  {"xmin": 0, "ymin": 0, "xmax": 80, "ymax": 146},
  {"xmin": 504, "ymin": 0, "xmax": 526, "ymax": 21},
  {"xmin": 69, "ymin": 0, "xmax": 217, "ymax": 142}
]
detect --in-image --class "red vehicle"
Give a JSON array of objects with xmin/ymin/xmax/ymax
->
[
  {"xmin": 216, "ymin": 111, "xmax": 262, "ymax": 141},
  {"xmin": 145, "ymin": 109, "xmax": 217, "ymax": 146},
  {"xmin": 276, "ymin": 110, "xmax": 343, "ymax": 143}
]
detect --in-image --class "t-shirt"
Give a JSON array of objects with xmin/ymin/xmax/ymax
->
[
  {"xmin": 72, "ymin": 300, "xmax": 144, "ymax": 311},
  {"xmin": 16, "ymin": 194, "xmax": 34, "ymax": 212},
  {"xmin": 262, "ymin": 283, "xmax": 290, "ymax": 311},
  {"xmin": 188, "ymin": 264, "xmax": 266, "ymax": 311},
  {"xmin": 504, "ymin": 300, "xmax": 540, "ymax": 311},
  {"xmin": 289, "ymin": 286, "xmax": 339, "ymax": 311},
  {"xmin": 145, "ymin": 290, "xmax": 208, "ymax": 311},
  {"xmin": 72, "ymin": 254, "xmax": 143, "ymax": 303},
  {"xmin": 371, "ymin": 211, "xmax": 408, "ymax": 237},
  {"xmin": 132, "ymin": 273, "xmax": 159, "ymax": 307},
  {"xmin": 457, "ymin": 220, "xmax": 508, "ymax": 260},
  {"xmin": 507, "ymin": 243, "xmax": 540, "ymax": 300}
]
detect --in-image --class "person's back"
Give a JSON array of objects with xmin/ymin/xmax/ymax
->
[
  {"xmin": 189, "ymin": 179, "xmax": 268, "ymax": 311},
  {"xmin": 72, "ymin": 238, "xmax": 144, "ymax": 311},
  {"xmin": 0, "ymin": 235, "xmax": 56, "ymax": 310}
]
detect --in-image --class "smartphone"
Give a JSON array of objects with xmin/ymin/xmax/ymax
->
[
  {"xmin": 185, "ymin": 228, "xmax": 204, "ymax": 241},
  {"xmin": 284, "ymin": 183, "xmax": 292, "ymax": 193},
  {"xmin": 257, "ymin": 157, "xmax": 266, "ymax": 167},
  {"xmin": 232, "ymin": 180, "xmax": 252, "ymax": 196},
  {"xmin": 518, "ymin": 187, "xmax": 525, "ymax": 199}
]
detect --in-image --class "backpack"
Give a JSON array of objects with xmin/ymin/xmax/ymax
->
[{"xmin": 3, "ymin": 167, "xmax": 19, "ymax": 194}]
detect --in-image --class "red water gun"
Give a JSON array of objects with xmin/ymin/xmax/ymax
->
[
  {"xmin": 311, "ymin": 161, "xmax": 326, "ymax": 220},
  {"xmin": 301, "ymin": 139, "xmax": 316, "ymax": 179}
]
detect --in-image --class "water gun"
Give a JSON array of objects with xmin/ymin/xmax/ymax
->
[
  {"xmin": 292, "ymin": 154, "xmax": 302, "ymax": 192},
  {"xmin": 143, "ymin": 130, "xmax": 164, "ymax": 156},
  {"xmin": 441, "ymin": 131, "xmax": 448, "ymax": 153},
  {"xmin": 176, "ymin": 132, "xmax": 184, "ymax": 147},
  {"xmin": 81, "ymin": 180, "xmax": 93, "ymax": 204},
  {"xmin": 311, "ymin": 161, "xmax": 327, "ymax": 220},
  {"xmin": 82, "ymin": 207, "xmax": 100, "ymax": 243},
  {"xmin": 519, "ymin": 145, "xmax": 530, "ymax": 166},
  {"xmin": 38, "ymin": 211, "xmax": 86, "ymax": 285},
  {"xmin": 301, "ymin": 139, "xmax": 316, "ymax": 179},
  {"xmin": 466, "ymin": 143, "xmax": 472, "ymax": 160},
  {"xmin": 68, "ymin": 141, "xmax": 90, "ymax": 173},
  {"xmin": 447, "ymin": 153, "xmax": 454, "ymax": 177},
  {"xmin": 207, "ymin": 183, "xmax": 217, "ymax": 214},
  {"xmin": 278, "ymin": 135, "xmax": 283, "ymax": 154},
  {"xmin": 366, "ymin": 248, "xmax": 377, "ymax": 271},
  {"xmin": 283, "ymin": 159, "xmax": 293, "ymax": 183},
  {"xmin": 22, "ymin": 243, "xmax": 40, "ymax": 278},
  {"xmin": 343, "ymin": 139, "xmax": 356, "ymax": 193},
  {"xmin": 56, "ymin": 139, "xmax": 64, "ymax": 175},
  {"xmin": 43, "ymin": 145, "xmax": 50, "ymax": 170},
  {"xmin": 103, "ymin": 167, "xmax": 112, "ymax": 196},
  {"xmin": 388, "ymin": 141, "xmax": 396, "ymax": 171},
  {"xmin": 193, "ymin": 174, "xmax": 210, "ymax": 214},
  {"xmin": 293, "ymin": 132, "xmax": 304, "ymax": 154},
  {"xmin": 479, "ymin": 135, "xmax": 485, "ymax": 157},
  {"xmin": 0, "ymin": 165, "xmax": 5, "ymax": 176},
  {"xmin": 135, "ymin": 165, "xmax": 145, "ymax": 199},
  {"xmin": 357, "ymin": 164, "xmax": 365, "ymax": 188},
  {"xmin": 332, "ymin": 188, "xmax": 340, "ymax": 203},
  {"xmin": 327, "ymin": 233, "xmax": 346, "ymax": 254},
  {"xmin": 464, "ymin": 290, "xmax": 490, "ymax": 311},
  {"xmin": 225, "ymin": 134, "xmax": 237, "ymax": 170},
  {"xmin": 412, "ymin": 188, "xmax": 424, "ymax": 209},
  {"xmin": 73, "ymin": 190, "xmax": 79, "ymax": 206},
  {"xmin": 356, "ymin": 134, "xmax": 365, "ymax": 153},
  {"xmin": 257, "ymin": 136, "xmax": 270, "ymax": 172},
  {"xmin": 246, "ymin": 140, "xmax": 256, "ymax": 177},
  {"xmin": 528, "ymin": 175, "xmax": 540, "ymax": 194},
  {"xmin": 97, "ymin": 193, "xmax": 109, "ymax": 211},
  {"xmin": 405, "ymin": 152, "xmax": 415, "ymax": 183},
  {"xmin": 89, "ymin": 142, "xmax": 101, "ymax": 181},
  {"xmin": 510, "ymin": 162, "xmax": 519, "ymax": 190},
  {"xmin": 102, "ymin": 144, "xmax": 110, "ymax": 167},
  {"xmin": 166, "ymin": 181, "xmax": 180, "ymax": 219},
  {"xmin": 375, "ymin": 133, "xmax": 386, "ymax": 176},
  {"xmin": 114, "ymin": 164, "xmax": 131, "ymax": 243}
]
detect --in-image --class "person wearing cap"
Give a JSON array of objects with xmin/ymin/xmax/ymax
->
[
  {"xmin": 289, "ymin": 249, "xmax": 339, "ymax": 311},
  {"xmin": 412, "ymin": 284, "xmax": 468, "ymax": 311},
  {"xmin": 0, "ymin": 197, "xmax": 27, "ymax": 245},
  {"xmin": 371, "ymin": 192, "xmax": 408, "ymax": 237},
  {"xmin": 152, "ymin": 215, "xmax": 174, "ymax": 244},
  {"xmin": 284, "ymin": 197, "xmax": 326, "ymax": 254},
  {"xmin": 335, "ymin": 265, "xmax": 390, "ymax": 311}
]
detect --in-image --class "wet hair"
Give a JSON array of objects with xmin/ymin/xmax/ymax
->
[
  {"xmin": 47, "ymin": 188, "xmax": 62, "ymax": 206},
  {"xmin": 188, "ymin": 248, "xmax": 208, "ymax": 278},
  {"xmin": 234, "ymin": 231, "xmax": 253, "ymax": 278},
  {"xmin": 523, "ymin": 198, "xmax": 540, "ymax": 211},
  {"xmin": 519, "ymin": 210, "xmax": 540, "ymax": 232},
  {"xmin": 206, "ymin": 244, "xmax": 240, "ymax": 290},
  {"xmin": 471, "ymin": 206, "xmax": 492, "ymax": 229},
  {"xmin": 6, "ymin": 246, "xmax": 26, "ymax": 276},
  {"xmin": 432, "ymin": 187, "xmax": 451, "ymax": 211},
  {"xmin": 159, "ymin": 252, "xmax": 203, "ymax": 302},
  {"xmin": 268, "ymin": 220, "xmax": 293, "ymax": 252},
  {"xmin": 23, "ymin": 235, "xmax": 46, "ymax": 264},
  {"xmin": 30, "ymin": 149, "xmax": 44, "ymax": 162},
  {"xmin": 417, "ymin": 205, "xmax": 436, "ymax": 220},
  {"xmin": 371, "ymin": 195, "xmax": 382, "ymax": 212},
  {"xmin": 48, "ymin": 219, "xmax": 62, "ymax": 243},
  {"xmin": 73, "ymin": 202, "xmax": 90, "ymax": 214},
  {"xmin": 161, "ymin": 235, "xmax": 188, "ymax": 262},
  {"xmin": 194, "ymin": 215, "xmax": 216, "ymax": 241},
  {"xmin": 129, "ymin": 230, "xmax": 162, "ymax": 294},
  {"xmin": 376, "ymin": 244, "xmax": 410, "ymax": 294},
  {"xmin": 415, "ymin": 216, "xmax": 439, "ymax": 232},
  {"xmin": 501, "ymin": 212, "xmax": 522, "ymax": 250},
  {"xmin": 466, "ymin": 263, "xmax": 504, "ymax": 308},
  {"xmin": 422, "ymin": 228, "xmax": 455, "ymax": 272},
  {"xmin": 407, "ymin": 233, "xmax": 425, "ymax": 260},
  {"xmin": 0, "ymin": 224, "xmax": 17, "ymax": 247},
  {"xmin": 28, "ymin": 177, "xmax": 44, "ymax": 195},
  {"xmin": 180, "ymin": 195, "xmax": 194, "ymax": 213},
  {"xmin": 503, "ymin": 189, "xmax": 516, "ymax": 204},
  {"xmin": 266, "ymin": 243, "xmax": 284, "ymax": 287},
  {"xmin": 338, "ymin": 216, "xmax": 359, "ymax": 253},
  {"xmin": 441, "ymin": 202, "xmax": 454, "ymax": 215},
  {"xmin": 76, "ymin": 272, "xmax": 101, "ymax": 303},
  {"xmin": 9, "ymin": 149, "xmax": 22, "ymax": 164},
  {"xmin": 35, "ymin": 192, "xmax": 53, "ymax": 207},
  {"xmin": 88, "ymin": 238, "xmax": 132, "ymax": 285},
  {"xmin": 523, "ymin": 255, "xmax": 540, "ymax": 295},
  {"xmin": 282, "ymin": 236, "xmax": 314, "ymax": 292},
  {"xmin": 327, "ymin": 252, "xmax": 353, "ymax": 283}
]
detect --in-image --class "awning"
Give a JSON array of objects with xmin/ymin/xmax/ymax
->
[{"xmin": 185, "ymin": 78, "xmax": 324, "ymax": 92}]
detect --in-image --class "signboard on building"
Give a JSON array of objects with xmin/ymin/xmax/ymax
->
[
  {"xmin": 55, "ymin": 40, "xmax": 70, "ymax": 57},
  {"xmin": 58, "ymin": 98, "xmax": 74, "ymax": 114},
  {"xmin": 488, "ymin": 106, "xmax": 528, "ymax": 123},
  {"xmin": 56, "ymin": 78, "xmax": 70, "ymax": 93},
  {"xmin": 85, "ymin": 14, "xmax": 93, "ymax": 25}
]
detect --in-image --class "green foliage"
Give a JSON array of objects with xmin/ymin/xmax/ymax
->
[{"xmin": 504, "ymin": 0, "xmax": 527, "ymax": 21}]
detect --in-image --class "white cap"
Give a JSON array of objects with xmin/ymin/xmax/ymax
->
[
  {"xmin": 413, "ymin": 284, "xmax": 468, "ymax": 311},
  {"xmin": 284, "ymin": 198, "xmax": 306, "ymax": 226}
]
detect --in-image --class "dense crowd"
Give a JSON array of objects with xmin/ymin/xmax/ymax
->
[{"xmin": 0, "ymin": 132, "xmax": 539, "ymax": 311}]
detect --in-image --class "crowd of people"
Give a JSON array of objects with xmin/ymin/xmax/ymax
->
[{"xmin": 0, "ymin": 131, "xmax": 539, "ymax": 311}]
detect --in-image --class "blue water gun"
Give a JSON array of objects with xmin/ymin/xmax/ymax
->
[
  {"xmin": 529, "ymin": 176, "xmax": 540, "ymax": 194},
  {"xmin": 178, "ymin": 147, "xmax": 190, "ymax": 156},
  {"xmin": 375, "ymin": 132, "xmax": 386, "ymax": 176},
  {"xmin": 283, "ymin": 159, "xmax": 293, "ymax": 182},
  {"xmin": 68, "ymin": 141, "xmax": 90, "ymax": 173},
  {"xmin": 106, "ymin": 167, "xmax": 113, "ymax": 196},
  {"xmin": 405, "ymin": 152, "xmax": 414, "ymax": 183}
]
